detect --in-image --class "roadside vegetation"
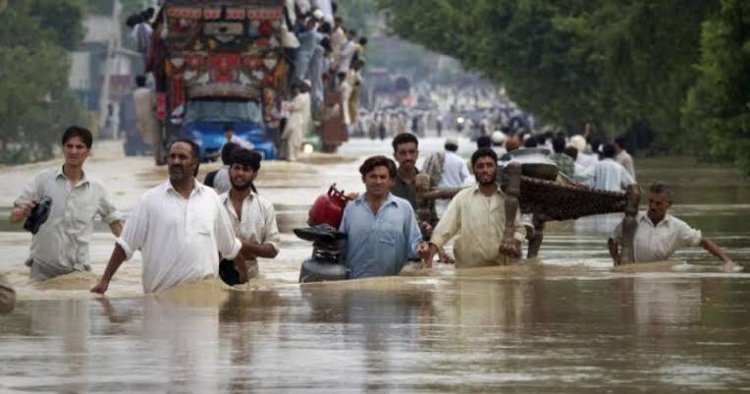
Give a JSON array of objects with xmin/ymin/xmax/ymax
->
[
  {"xmin": 379, "ymin": 0, "xmax": 750, "ymax": 174},
  {"xmin": 0, "ymin": 0, "xmax": 87, "ymax": 163}
]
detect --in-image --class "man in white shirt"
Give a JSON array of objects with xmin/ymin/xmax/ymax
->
[
  {"xmin": 338, "ymin": 72, "xmax": 352, "ymax": 133},
  {"xmin": 330, "ymin": 17, "xmax": 346, "ymax": 62},
  {"xmin": 438, "ymin": 137, "xmax": 470, "ymax": 188},
  {"xmin": 591, "ymin": 143, "xmax": 636, "ymax": 192},
  {"xmin": 424, "ymin": 137, "xmax": 470, "ymax": 215},
  {"xmin": 91, "ymin": 140, "xmax": 256, "ymax": 294},
  {"xmin": 11, "ymin": 126, "xmax": 122, "ymax": 280},
  {"xmin": 219, "ymin": 149, "xmax": 280, "ymax": 285},
  {"xmin": 281, "ymin": 81, "xmax": 312, "ymax": 161},
  {"xmin": 614, "ymin": 135, "xmax": 636, "ymax": 179},
  {"xmin": 609, "ymin": 182, "xmax": 733, "ymax": 270},
  {"xmin": 223, "ymin": 125, "xmax": 254, "ymax": 151},
  {"xmin": 336, "ymin": 29, "xmax": 357, "ymax": 75},
  {"xmin": 132, "ymin": 75, "xmax": 160, "ymax": 162},
  {"xmin": 569, "ymin": 134, "xmax": 598, "ymax": 169}
]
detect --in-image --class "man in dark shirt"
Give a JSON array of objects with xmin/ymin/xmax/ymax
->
[
  {"xmin": 390, "ymin": 133, "xmax": 450, "ymax": 262},
  {"xmin": 390, "ymin": 133, "xmax": 438, "ymax": 228}
]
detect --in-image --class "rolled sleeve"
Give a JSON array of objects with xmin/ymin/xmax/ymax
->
[
  {"xmin": 263, "ymin": 202, "xmax": 281, "ymax": 253},
  {"xmin": 215, "ymin": 200, "xmax": 241, "ymax": 260},
  {"xmin": 677, "ymin": 222, "xmax": 702, "ymax": 247},
  {"xmin": 14, "ymin": 172, "xmax": 41, "ymax": 207},
  {"xmin": 115, "ymin": 237, "xmax": 135, "ymax": 260},
  {"xmin": 97, "ymin": 187, "xmax": 122, "ymax": 225},
  {"xmin": 222, "ymin": 238, "xmax": 242, "ymax": 261},
  {"xmin": 118, "ymin": 197, "xmax": 149, "ymax": 261}
]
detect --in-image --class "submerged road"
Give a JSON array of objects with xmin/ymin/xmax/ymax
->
[{"xmin": 1, "ymin": 136, "xmax": 750, "ymax": 392}]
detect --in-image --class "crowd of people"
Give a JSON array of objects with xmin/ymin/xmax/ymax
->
[
  {"xmin": 478, "ymin": 127, "xmax": 637, "ymax": 193},
  {"xmin": 337, "ymin": 129, "xmax": 734, "ymax": 278},
  {"xmin": 123, "ymin": 1, "xmax": 367, "ymax": 162},
  {"xmin": 1, "ymin": 122, "xmax": 735, "ymax": 306},
  {"xmin": 6, "ymin": 126, "xmax": 280, "ymax": 297},
  {"xmin": 362, "ymin": 82, "xmax": 535, "ymax": 145},
  {"xmin": 279, "ymin": 2, "xmax": 368, "ymax": 161}
]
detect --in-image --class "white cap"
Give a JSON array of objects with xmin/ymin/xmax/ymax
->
[
  {"xmin": 312, "ymin": 9, "xmax": 324, "ymax": 20},
  {"xmin": 569, "ymin": 135, "xmax": 586, "ymax": 152},
  {"xmin": 491, "ymin": 131, "xmax": 506, "ymax": 144},
  {"xmin": 445, "ymin": 137, "xmax": 459, "ymax": 147}
]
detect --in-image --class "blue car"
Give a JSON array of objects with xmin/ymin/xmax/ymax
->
[{"xmin": 181, "ymin": 99, "xmax": 277, "ymax": 161}]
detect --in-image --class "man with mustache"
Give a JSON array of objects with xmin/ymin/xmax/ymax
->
[
  {"xmin": 425, "ymin": 148, "xmax": 526, "ymax": 267},
  {"xmin": 339, "ymin": 155, "xmax": 430, "ymax": 278},
  {"xmin": 91, "ymin": 139, "xmax": 251, "ymax": 294},
  {"xmin": 389, "ymin": 133, "xmax": 448, "ymax": 261},
  {"xmin": 218, "ymin": 148, "xmax": 280, "ymax": 285},
  {"xmin": 609, "ymin": 182, "xmax": 734, "ymax": 269}
]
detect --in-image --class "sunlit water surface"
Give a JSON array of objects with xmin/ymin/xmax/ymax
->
[{"xmin": 1, "ymin": 138, "xmax": 749, "ymax": 392}]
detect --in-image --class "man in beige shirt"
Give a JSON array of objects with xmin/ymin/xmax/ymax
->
[
  {"xmin": 11, "ymin": 126, "xmax": 122, "ymax": 280},
  {"xmin": 426, "ymin": 148, "xmax": 526, "ymax": 268}
]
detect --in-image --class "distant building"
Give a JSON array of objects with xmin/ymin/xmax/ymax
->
[{"xmin": 69, "ymin": 14, "xmax": 137, "ymax": 136}]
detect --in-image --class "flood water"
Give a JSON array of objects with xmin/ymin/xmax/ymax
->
[{"xmin": 2, "ymin": 137, "xmax": 750, "ymax": 392}]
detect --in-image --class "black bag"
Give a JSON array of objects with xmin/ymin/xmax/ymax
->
[
  {"xmin": 24, "ymin": 196, "xmax": 52, "ymax": 235},
  {"xmin": 204, "ymin": 169, "xmax": 219, "ymax": 187},
  {"xmin": 219, "ymin": 259, "xmax": 241, "ymax": 286}
]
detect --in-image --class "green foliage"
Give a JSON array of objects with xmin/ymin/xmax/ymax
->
[
  {"xmin": 8, "ymin": 0, "xmax": 86, "ymax": 50},
  {"xmin": 378, "ymin": 0, "xmax": 727, "ymax": 152},
  {"xmin": 337, "ymin": 0, "xmax": 378, "ymax": 35},
  {"xmin": 28, "ymin": 0, "xmax": 86, "ymax": 50},
  {"xmin": 84, "ymin": 0, "xmax": 112, "ymax": 15},
  {"xmin": 0, "ymin": 5, "xmax": 86, "ymax": 164},
  {"xmin": 682, "ymin": 0, "xmax": 750, "ymax": 174}
]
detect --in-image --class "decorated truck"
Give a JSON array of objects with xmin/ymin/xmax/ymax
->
[{"xmin": 149, "ymin": 0, "xmax": 294, "ymax": 162}]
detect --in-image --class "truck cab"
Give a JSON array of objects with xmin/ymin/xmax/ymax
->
[
  {"xmin": 150, "ymin": 0, "xmax": 288, "ymax": 164},
  {"xmin": 182, "ymin": 98, "xmax": 276, "ymax": 160}
]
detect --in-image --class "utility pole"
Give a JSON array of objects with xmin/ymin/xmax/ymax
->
[{"xmin": 98, "ymin": 0, "xmax": 122, "ymax": 137}]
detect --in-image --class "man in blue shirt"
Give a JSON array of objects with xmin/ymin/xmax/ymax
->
[{"xmin": 339, "ymin": 155, "xmax": 430, "ymax": 278}]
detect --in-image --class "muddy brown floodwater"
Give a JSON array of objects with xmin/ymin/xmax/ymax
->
[{"xmin": 1, "ymin": 137, "xmax": 750, "ymax": 392}]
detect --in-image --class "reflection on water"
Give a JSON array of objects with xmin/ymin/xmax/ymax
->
[
  {"xmin": 2, "ymin": 152, "xmax": 750, "ymax": 391},
  {"xmin": 3, "ymin": 275, "xmax": 750, "ymax": 392}
]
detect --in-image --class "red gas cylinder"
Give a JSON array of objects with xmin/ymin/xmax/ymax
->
[{"xmin": 308, "ymin": 184, "xmax": 351, "ymax": 228}]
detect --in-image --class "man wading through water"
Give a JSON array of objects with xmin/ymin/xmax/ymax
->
[
  {"xmin": 11, "ymin": 126, "xmax": 122, "ymax": 280},
  {"xmin": 338, "ymin": 155, "xmax": 431, "ymax": 278},
  {"xmin": 91, "ymin": 140, "xmax": 261, "ymax": 294},
  {"xmin": 389, "ymin": 133, "xmax": 454, "ymax": 263},
  {"xmin": 426, "ymin": 148, "xmax": 525, "ymax": 267},
  {"xmin": 219, "ymin": 148, "xmax": 280, "ymax": 285}
]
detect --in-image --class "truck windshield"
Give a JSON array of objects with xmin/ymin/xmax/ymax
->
[{"xmin": 185, "ymin": 100, "xmax": 262, "ymax": 124}]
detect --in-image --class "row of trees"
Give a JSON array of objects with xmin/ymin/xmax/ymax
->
[
  {"xmin": 378, "ymin": 0, "xmax": 749, "ymax": 174},
  {"xmin": 0, "ymin": 0, "xmax": 87, "ymax": 164}
]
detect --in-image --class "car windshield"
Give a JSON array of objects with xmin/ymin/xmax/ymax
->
[{"xmin": 185, "ymin": 100, "xmax": 262, "ymax": 124}]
